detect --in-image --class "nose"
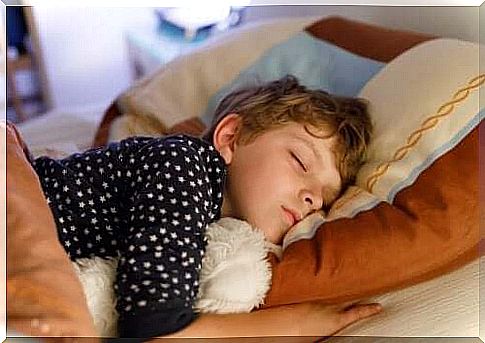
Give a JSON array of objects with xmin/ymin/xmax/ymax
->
[{"xmin": 300, "ymin": 189, "xmax": 323, "ymax": 213}]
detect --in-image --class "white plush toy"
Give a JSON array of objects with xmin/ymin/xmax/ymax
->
[{"xmin": 72, "ymin": 217, "xmax": 282, "ymax": 337}]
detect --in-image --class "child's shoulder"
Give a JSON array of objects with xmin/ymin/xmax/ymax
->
[
  {"xmin": 118, "ymin": 134, "xmax": 220, "ymax": 163},
  {"xmin": 120, "ymin": 134, "xmax": 212, "ymax": 151}
]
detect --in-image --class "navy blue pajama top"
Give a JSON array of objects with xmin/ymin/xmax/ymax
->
[{"xmin": 32, "ymin": 134, "xmax": 227, "ymax": 338}]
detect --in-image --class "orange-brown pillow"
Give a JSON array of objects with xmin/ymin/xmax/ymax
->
[
  {"xmin": 304, "ymin": 16, "xmax": 436, "ymax": 63},
  {"xmin": 5, "ymin": 122, "xmax": 99, "ymax": 339}
]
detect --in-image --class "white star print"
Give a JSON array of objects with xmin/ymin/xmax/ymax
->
[{"xmin": 36, "ymin": 135, "xmax": 227, "ymax": 320}]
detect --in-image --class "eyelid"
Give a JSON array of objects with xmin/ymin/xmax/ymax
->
[{"xmin": 290, "ymin": 151, "xmax": 308, "ymax": 172}]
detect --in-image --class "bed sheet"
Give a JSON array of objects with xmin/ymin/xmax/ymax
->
[
  {"xmin": 333, "ymin": 257, "xmax": 482, "ymax": 338},
  {"xmin": 17, "ymin": 105, "xmax": 105, "ymax": 157}
]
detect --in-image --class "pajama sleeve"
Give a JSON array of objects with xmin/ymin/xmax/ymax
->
[{"xmin": 115, "ymin": 138, "xmax": 224, "ymax": 338}]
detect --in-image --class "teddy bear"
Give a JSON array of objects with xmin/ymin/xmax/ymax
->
[{"xmin": 73, "ymin": 217, "xmax": 283, "ymax": 336}]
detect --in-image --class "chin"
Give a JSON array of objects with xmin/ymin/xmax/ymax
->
[
  {"xmin": 266, "ymin": 226, "xmax": 285, "ymax": 245},
  {"xmin": 249, "ymin": 217, "xmax": 283, "ymax": 244}
]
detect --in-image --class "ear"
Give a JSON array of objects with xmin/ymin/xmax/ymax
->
[{"xmin": 212, "ymin": 113, "xmax": 242, "ymax": 165}]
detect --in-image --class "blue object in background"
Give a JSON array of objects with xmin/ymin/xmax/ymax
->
[
  {"xmin": 154, "ymin": 7, "xmax": 246, "ymax": 43},
  {"xmin": 6, "ymin": 7, "xmax": 28, "ymax": 54},
  {"xmin": 157, "ymin": 16, "xmax": 214, "ymax": 43}
]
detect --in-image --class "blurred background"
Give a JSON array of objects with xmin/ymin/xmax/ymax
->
[{"xmin": 1, "ymin": 4, "xmax": 483, "ymax": 123}]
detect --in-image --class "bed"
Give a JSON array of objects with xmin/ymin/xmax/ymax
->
[
  {"xmin": 7, "ymin": 15, "xmax": 483, "ymax": 340},
  {"xmin": 13, "ymin": 82, "xmax": 483, "ymax": 341}
]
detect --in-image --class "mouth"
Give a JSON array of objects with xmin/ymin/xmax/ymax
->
[{"xmin": 282, "ymin": 206, "xmax": 300, "ymax": 227}]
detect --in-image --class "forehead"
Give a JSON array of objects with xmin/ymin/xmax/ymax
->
[{"xmin": 272, "ymin": 122, "xmax": 335, "ymax": 156}]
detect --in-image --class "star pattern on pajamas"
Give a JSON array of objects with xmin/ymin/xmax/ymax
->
[{"xmin": 32, "ymin": 134, "xmax": 226, "ymax": 337}]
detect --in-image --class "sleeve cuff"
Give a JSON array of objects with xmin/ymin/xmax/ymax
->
[{"xmin": 118, "ymin": 306, "xmax": 196, "ymax": 339}]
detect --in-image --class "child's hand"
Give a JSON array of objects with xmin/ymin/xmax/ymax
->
[{"xmin": 294, "ymin": 301, "xmax": 383, "ymax": 336}]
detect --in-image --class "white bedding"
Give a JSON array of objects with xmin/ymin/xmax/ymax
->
[
  {"xmin": 16, "ymin": 109, "xmax": 482, "ymax": 339},
  {"xmin": 334, "ymin": 257, "xmax": 482, "ymax": 339},
  {"xmin": 17, "ymin": 104, "xmax": 105, "ymax": 157}
]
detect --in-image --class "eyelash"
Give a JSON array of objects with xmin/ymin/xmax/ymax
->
[{"xmin": 291, "ymin": 152, "xmax": 307, "ymax": 172}]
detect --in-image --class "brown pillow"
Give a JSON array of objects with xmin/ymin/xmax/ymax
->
[
  {"xmin": 305, "ymin": 16, "xmax": 437, "ymax": 62},
  {"xmin": 5, "ymin": 122, "xmax": 99, "ymax": 339}
]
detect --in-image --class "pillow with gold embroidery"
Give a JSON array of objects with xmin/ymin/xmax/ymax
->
[{"xmin": 264, "ymin": 38, "xmax": 483, "ymax": 306}]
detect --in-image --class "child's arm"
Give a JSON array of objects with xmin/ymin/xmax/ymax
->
[
  {"xmin": 156, "ymin": 301, "xmax": 382, "ymax": 339},
  {"xmin": 114, "ymin": 138, "xmax": 227, "ymax": 337}
]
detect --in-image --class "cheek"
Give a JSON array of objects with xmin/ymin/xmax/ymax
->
[
  {"xmin": 236, "ymin": 166, "xmax": 273, "ymax": 208},
  {"xmin": 242, "ymin": 160, "xmax": 288, "ymax": 203},
  {"xmin": 235, "ymin": 160, "xmax": 292, "ymax": 232},
  {"xmin": 228, "ymin": 146, "xmax": 295, "ymax": 236}
]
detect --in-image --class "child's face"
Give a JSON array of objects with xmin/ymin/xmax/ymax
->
[{"xmin": 217, "ymin": 119, "xmax": 342, "ymax": 245}]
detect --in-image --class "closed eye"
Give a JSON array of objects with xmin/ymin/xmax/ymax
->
[{"xmin": 291, "ymin": 152, "xmax": 307, "ymax": 172}]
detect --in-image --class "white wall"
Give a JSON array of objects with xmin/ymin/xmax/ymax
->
[
  {"xmin": 31, "ymin": 7, "xmax": 157, "ymax": 110},
  {"xmin": 31, "ymin": 6, "xmax": 480, "ymax": 111}
]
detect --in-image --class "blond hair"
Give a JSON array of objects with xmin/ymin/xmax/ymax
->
[{"xmin": 203, "ymin": 75, "xmax": 372, "ymax": 193}]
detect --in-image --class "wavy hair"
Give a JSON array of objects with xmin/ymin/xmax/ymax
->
[{"xmin": 203, "ymin": 75, "xmax": 373, "ymax": 191}]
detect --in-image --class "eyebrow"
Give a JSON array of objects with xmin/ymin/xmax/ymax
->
[{"xmin": 291, "ymin": 136, "xmax": 321, "ymax": 161}]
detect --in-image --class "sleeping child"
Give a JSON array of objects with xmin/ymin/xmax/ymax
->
[{"xmin": 29, "ymin": 75, "xmax": 381, "ymax": 338}]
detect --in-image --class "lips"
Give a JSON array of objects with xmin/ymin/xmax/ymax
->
[{"xmin": 282, "ymin": 206, "xmax": 300, "ymax": 227}]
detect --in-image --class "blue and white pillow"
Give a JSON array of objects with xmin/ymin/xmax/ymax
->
[{"xmin": 201, "ymin": 31, "xmax": 385, "ymax": 126}]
